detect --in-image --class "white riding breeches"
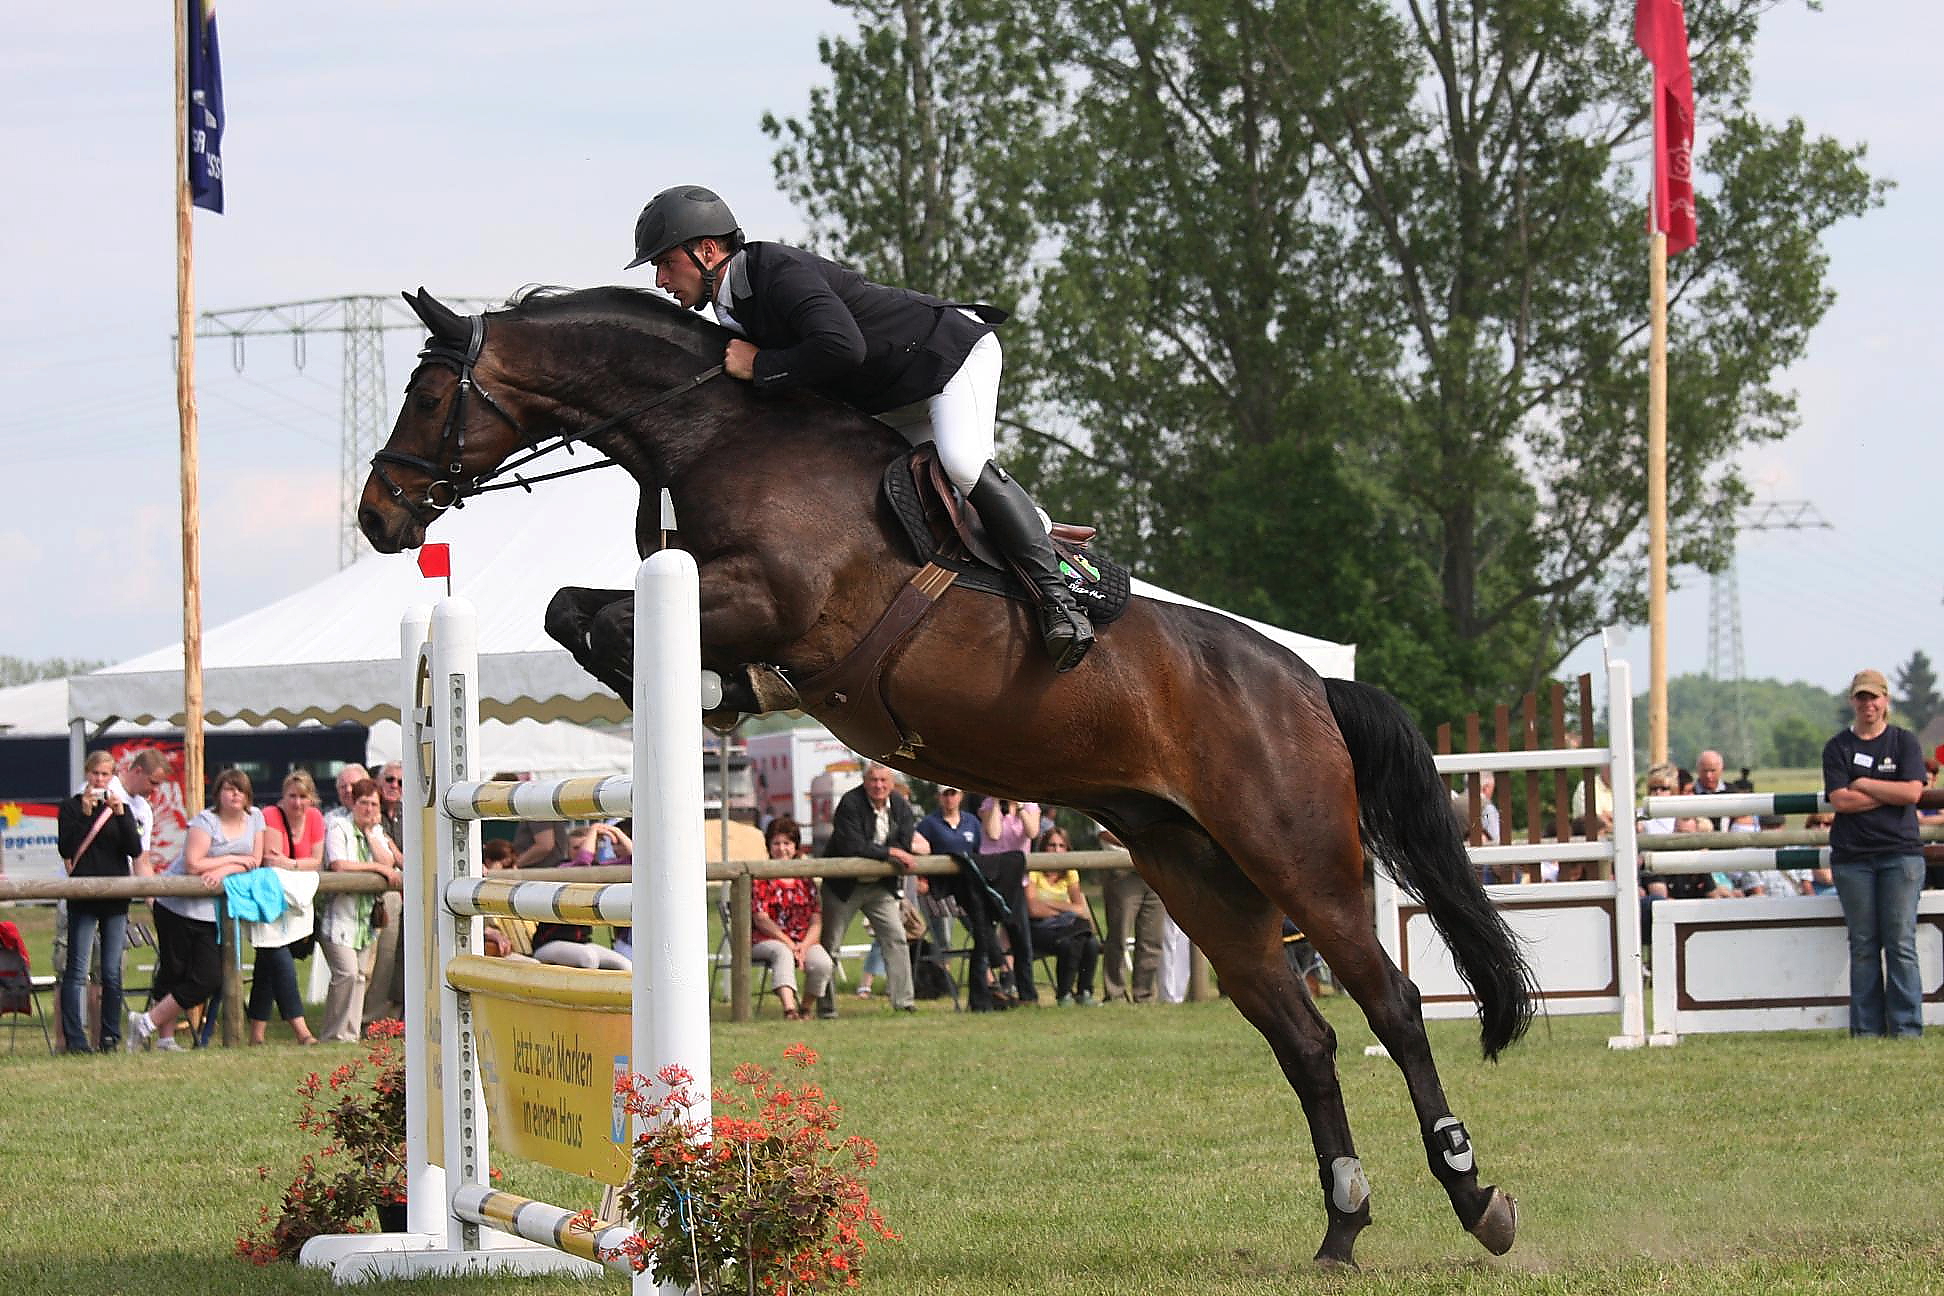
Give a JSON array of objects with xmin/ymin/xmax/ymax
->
[{"xmin": 874, "ymin": 326, "xmax": 1002, "ymax": 494}]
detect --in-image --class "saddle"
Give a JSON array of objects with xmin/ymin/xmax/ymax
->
[
  {"xmin": 882, "ymin": 446, "xmax": 1131, "ymax": 626},
  {"xmin": 780, "ymin": 447, "xmax": 1128, "ymax": 761}
]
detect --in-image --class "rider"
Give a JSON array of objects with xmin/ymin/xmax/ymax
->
[{"xmin": 625, "ymin": 184, "xmax": 1094, "ymax": 673}]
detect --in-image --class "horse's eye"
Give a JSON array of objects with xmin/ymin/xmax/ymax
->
[{"xmin": 414, "ymin": 392, "xmax": 439, "ymax": 413}]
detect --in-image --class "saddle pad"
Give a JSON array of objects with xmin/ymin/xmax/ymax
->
[{"xmin": 882, "ymin": 450, "xmax": 1131, "ymax": 626}]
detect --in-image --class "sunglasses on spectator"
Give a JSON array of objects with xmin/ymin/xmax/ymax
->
[{"xmin": 383, "ymin": 776, "xmax": 402, "ymax": 784}]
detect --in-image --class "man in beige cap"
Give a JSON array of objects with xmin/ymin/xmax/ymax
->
[{"xmin": 1821, "ymin": 668, "xmax": 1927, "ymax": 1038}]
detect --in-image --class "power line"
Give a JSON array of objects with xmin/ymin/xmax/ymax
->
[
  {"xmin": 188, "ymin": 293, "xmax": 502, "ymax": 567},
  {"xmin": 1706, "ymin": 499, "xmax": 1832, "ymax": 765}
]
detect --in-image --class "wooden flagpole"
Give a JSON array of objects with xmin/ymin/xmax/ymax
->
[
  {"xmin": 174, "ymin": 2, "xmax": 206, "ymax": 813},
  {"xmin": 1647, "ymin": 230, "xmax": 1669, "ymax": 767}
]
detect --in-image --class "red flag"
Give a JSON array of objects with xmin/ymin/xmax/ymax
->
[
  {"xmin": 417, "ymin": 543, "xmax": 451, "ymax": 580},
  {"xmin": 1635, "ymin": 0, "xmax": 1696, "ymax": 255}
]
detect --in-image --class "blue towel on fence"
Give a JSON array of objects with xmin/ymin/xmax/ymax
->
[{"xmin": 222, "ymin": 869, "xmax": 287, "ymax": 925}]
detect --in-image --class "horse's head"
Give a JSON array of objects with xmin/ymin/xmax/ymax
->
[
  {"xmin": 358, "ymin": 289, "xmax": 537, "ymax": 552},
  {"xmin": 359, "ymin": 286, "xmax": 730, "ymax": 554}
]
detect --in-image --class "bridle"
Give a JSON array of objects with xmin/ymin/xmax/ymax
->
[{"xmin": 369, "ymin": 312, "xmax": 722, "ymax": 526}]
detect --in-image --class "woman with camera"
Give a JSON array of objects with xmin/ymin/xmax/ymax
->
[{"xmin": 56, "ymin": 750, "xmax": 144, "ymax": 1053}]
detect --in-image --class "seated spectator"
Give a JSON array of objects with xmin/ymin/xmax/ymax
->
[
  {"xmin": 248, "ymin": 771, "xmax": 326, "ymax": 1046},
  {"xmin": 749, "ymin": 817, "xmax": 833, "ymax": 1020},
  {"xmin": 478, "ymin": 840, "xmax": 535, "ymax": 960},
  {"xmin": 1024, "ymin": 826, "xmax": 1101, "ymax": 1005},
  {"xmin": 1803, "ymin": 812, "xmax": 1838, "ymax": 896},
  {"xmin": 1569, "ymin": 768, "xmax": 1615, "ymax": 840},
  {"xmin": 318, "ymin": 778, "xmax": 402, "ymax": 1043},
  {"xmin": 130, "ymin": 767, "xmax": 265, "ymax": 1051}
]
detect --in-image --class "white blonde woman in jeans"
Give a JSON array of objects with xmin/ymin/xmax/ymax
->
[{"xmin": 318, "ymin": 777, "xmax": 401, "ymax": 1041}]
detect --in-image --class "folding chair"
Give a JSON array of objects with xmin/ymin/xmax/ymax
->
[{"xmin": 0, "ymin": 945, "xmax": 56, "ymax": 1055}]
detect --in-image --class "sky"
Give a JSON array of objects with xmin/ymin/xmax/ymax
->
[{"xmin": 2, "ymin": 2, "xmax": 1938, "ymax": 709}]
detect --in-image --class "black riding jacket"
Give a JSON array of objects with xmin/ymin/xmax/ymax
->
[{"xmin": 720, "ymin": 242, "xmax": 1003, "ymax": 415}]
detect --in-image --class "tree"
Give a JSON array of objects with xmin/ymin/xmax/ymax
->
[
  {"xmin": 765, "ymin": 1, "xmax": 1885, "ymax": 723},
  {"xmin": 1770, "ymin": 713, "xmax": 1822, "ymax": 769},
  {"xmin": 0, "ymin": 655, "xmax": 106, "ymax": 687},
  {"xmin": 1894, "ymin": 649, "xmax": 1939, "ymax": 733}
]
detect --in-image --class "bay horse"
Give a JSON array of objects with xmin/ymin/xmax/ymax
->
[{"xmin": 359, "ymin": 286, "xmax": 1534, "ymax": 1267}]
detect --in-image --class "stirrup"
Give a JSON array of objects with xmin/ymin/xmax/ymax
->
[{"xmin": 1041, "ymin": 605, "xmax": 1094, "ymax": 673}]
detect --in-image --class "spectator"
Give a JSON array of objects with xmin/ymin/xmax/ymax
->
[
  {"xmin": 249, "ymin": 771, "xmax": 325, "ymax": 1046},
  {"xmin": 51, "ymin": 748, "xmax": 169, "ymax": 1052},
  {"xmin": 1802, "ymin": 813, "xmax": 1838, "ymax": 895},
  {"xmin": 1570, "ymin": 768, "xmax": 1615, "ymax": 840},
  {"xmin": 362, "ymin": 761, "xmax": 409, "ymax": 1028},
  {"xmin": 510, "ymin": 791, "xmax": 571, "ymax": 870},
  {"xmin": 979, "ymin": 796, "xmax": 1041, "ymax": 856},
  {"xmin": 478, "ymin": 840, "xmax": 535, "ymax": 961},
  {"xmin": 1693, "ymin": 750, "xmax": 1729, "ymax": 829},
  {"xmin": 129, "ymin": 768, "xmax": 265, "ymax": 1052},
  {"xmin": 319, "ymin": 777, "xmax": 401, "ymax": 1043},
  {"xmin": 1024, "ymin": 826, "xmax": 1101, "ymax": 1005},
  {"xmin": 817, "ymin": 762, "xmax": 919, "ymax": 1017},
  {"xmin": 749, "ymin": 817, "xmax": 832, "ymax": 1020},
  {"xmin": 1095, "ymin": 827, "xmax": 1166, "ymax": 1004},
  {"xmin": 1919, "ymin": 755, "xmax": 1944, "ymax": 891},
  {"xmin": 57, "ymin": 750, "xmax": 144, "ymax": 1053},
  {"xmin": 525, "ymin": 824, "xmax": 633, "ymax": 970},
  {"xmin": 1636, "ymin": 762, "xmax": 1681, "ymax": 928},
  {"xmin": 1823, "ymin": 669, "xmax": 1926, "ymax": 1038},
  {"xmin": 530, "ymin": 916, "xmax": 631, "ymax": 970},
  {"xmin": 327, "ymin": 763, "xmax": 369, "ymax": 826}
]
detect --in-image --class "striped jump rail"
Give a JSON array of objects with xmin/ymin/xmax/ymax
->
[
  {"xmin": 1642, "ymin": 788, "xmax": 1944, "ymax": 820},
  {"xmin": 444, "ymin": 877, "xmax": 634, "ymax": 925},
  {"xmin": 441, "ymin": 774, "xmax": 633, "ymax": 821},
  {"xmin": 450, "ymin": 1186, "xmax": 636, "ymax": 1277}
]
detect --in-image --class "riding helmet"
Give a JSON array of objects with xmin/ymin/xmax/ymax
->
[{"xmin": 625, "ymin": 186, "xmax": 742, "ymax": 269}]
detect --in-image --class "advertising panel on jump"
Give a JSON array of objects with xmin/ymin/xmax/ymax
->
[{"xmin": 471, "ymin": 997, "xmax": 634, "ymax": 1183}]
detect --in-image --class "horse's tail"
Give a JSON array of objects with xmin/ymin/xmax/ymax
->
[{"xmin": 1324, "ymin": 678, "xmax": 1536, "ymax": 1059}]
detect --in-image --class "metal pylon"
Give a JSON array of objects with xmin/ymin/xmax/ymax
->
[
  {"xmin": 1706, "ymin": 500, "xmax": 1831, "ymax": 768},
  {"xmin": 191, "ymin": 293, "xmax": 502, "ymax": 567}
]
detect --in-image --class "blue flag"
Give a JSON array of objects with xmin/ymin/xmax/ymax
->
[{"xmin": 186, "ymin": 0, "xmax": 224, "ymax": 213}]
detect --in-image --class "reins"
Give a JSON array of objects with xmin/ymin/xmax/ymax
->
[{"xmin": 370, "ymin": 311, "xmax": 722, "ymax": 523}]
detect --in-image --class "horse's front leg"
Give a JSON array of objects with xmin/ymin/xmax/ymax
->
[{"xmin": 693, "ymin": 549, "xmax": 825, "ymax": 722}]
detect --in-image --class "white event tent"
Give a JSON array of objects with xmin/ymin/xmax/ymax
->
[{"xmin": 62, "ymin": 468, "xmax": 1352, "ymax": 769}]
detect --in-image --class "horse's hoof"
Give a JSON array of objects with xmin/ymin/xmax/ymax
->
[
  {"xmin": 1312, "ymin": 1253, "xmax": 1359, "ymax": 1272},
  {"xmin": 1466, "ymin": 1186, "xmax": 1517, "ymax": 1256}
]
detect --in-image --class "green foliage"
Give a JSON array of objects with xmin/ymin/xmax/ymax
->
[
  {"xmin": 1631, "ymin": 672, "xmax": 1843, "ymax": 770},
  {"xmin": 613, "ymin": 1046, "xmax": 896, "ymax": 1293},
  {"xmin": 1895, "ymin": 648, "xmax": 1940, "ymax": 733},
  {"xmin": 1771, "ymin": 712, "xmax": 1823, "ymax": 769},
  {"xmin": 236, "ymin": 1021, "xmax": 409, "ymax": 1264},
  {"xmin": 0, "ymin": 655, "xmax": 106, "ymax": 687},
  {"xmin": 764, "ymin": 0, "xmax": 1886, "ymax": 722}
]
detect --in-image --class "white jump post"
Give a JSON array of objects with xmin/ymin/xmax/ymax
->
[{"xmin": 300, "ymin": 552, "xmax": 710, "ymax": 1292}]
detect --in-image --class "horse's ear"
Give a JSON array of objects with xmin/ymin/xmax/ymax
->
[{"xmin": 404, "ymin": 288, "xmax": 469, "ymax": 344}]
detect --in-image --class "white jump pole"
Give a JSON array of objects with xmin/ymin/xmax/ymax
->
[
  {"xmin": 431, "ymin": 596, "xmax": 488, "ymax": 1254},
  {"xmin": 633, "ymin": 550, "xmax": 713, "ymax": 1132}
]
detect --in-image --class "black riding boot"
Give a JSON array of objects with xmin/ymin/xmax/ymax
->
[{"xmin": 969, "ymin": 463, "xmax": 1095, "ymax": 672}]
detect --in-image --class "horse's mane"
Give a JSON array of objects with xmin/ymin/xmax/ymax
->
[{"xmin": 496, "ymin": 284, "xmax": 728, "ymax": 353}]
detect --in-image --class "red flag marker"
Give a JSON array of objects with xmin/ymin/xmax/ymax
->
[
  {"xmin": 418, "ymin": 543, "xmax": 452, "ymax": 595},
  {"xmin": 1635, "ymin": 0, "xmax": 1697, "ymax": 256}
]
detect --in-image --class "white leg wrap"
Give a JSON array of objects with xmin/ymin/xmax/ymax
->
[
  {"xmin": 1329, "ymin": 1156, "xmax": 1370, "ymax": 1214},
  {"xmin": 1432, "ymin": 1115, "xmax": 1475, "ymax": 1173}
]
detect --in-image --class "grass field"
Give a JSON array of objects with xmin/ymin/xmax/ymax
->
[{"xmin": 3, "ymin": 977, "xmax": 1941, "ymax": 1296}]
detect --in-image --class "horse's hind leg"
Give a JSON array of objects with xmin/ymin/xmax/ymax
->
[
  {"xmin": 1121, "ymin": 821, "xmax": 1373, "ymax": 1267},
  {"xmin": 1306, "ymin": 913, "xmax": 1517, "ymax": 1255}
]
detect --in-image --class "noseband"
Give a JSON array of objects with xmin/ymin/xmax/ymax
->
[{"xmin": 369, "ymin": 312, "xmax": 722, "ymax": 526}]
